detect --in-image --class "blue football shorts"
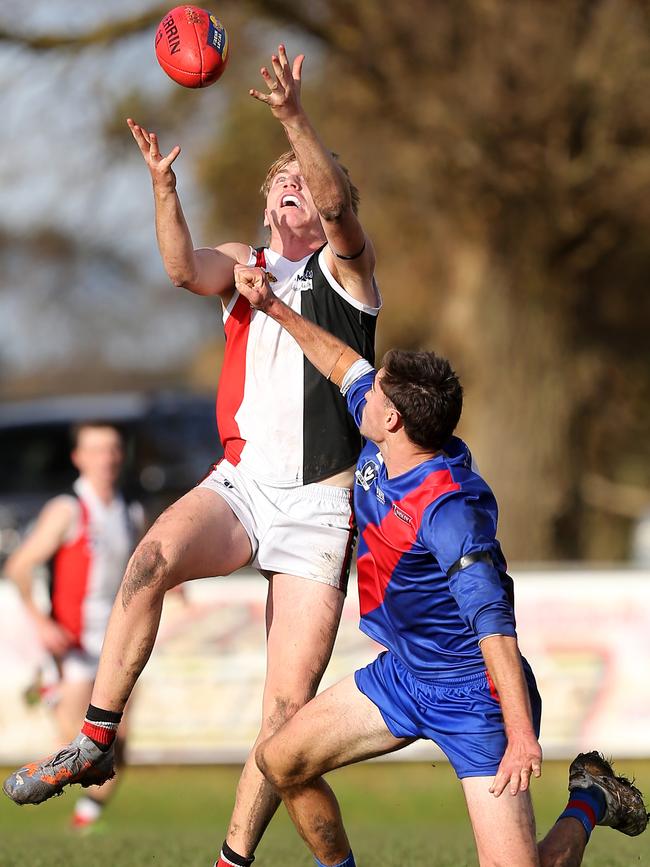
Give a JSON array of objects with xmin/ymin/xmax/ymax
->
[{"xmin": 354, "ymin": 651, "xmax": 542, "ymax": 779}]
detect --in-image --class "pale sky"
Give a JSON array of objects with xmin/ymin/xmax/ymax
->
[{"xmin": 0, "ymin": 2, "xmax": 222, "ymax": 376}]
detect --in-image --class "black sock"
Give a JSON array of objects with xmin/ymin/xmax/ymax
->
[{"xmin": 220, "ymin": 840, "xmax": 254, "ymax": 867}]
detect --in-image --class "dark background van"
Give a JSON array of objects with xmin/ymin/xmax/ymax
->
[{"xmin": 0, "ymin": 391, "xmax": 222, "ymax": 566}]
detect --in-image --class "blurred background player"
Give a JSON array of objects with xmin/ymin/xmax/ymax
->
[
  {"xmin": 3, "ymin": 421, "xmax": 143, "ymax": 831},
  {"xmin": 3, "ymin": 44, "xmax": 380, "ymax": 867}
]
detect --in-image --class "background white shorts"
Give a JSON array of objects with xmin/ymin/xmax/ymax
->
[
  {"xmin": 199, "ymin": 460, "xmax": 355, "ymax": 592},
  {"xmin": 60, "ymin": 647, "xmax": 101, "ymax": 683}
]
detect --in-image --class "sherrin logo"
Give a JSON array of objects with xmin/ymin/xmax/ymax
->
[{"xmin": 160, "ymin": 13, "xmax": 181, "ymax": 55}]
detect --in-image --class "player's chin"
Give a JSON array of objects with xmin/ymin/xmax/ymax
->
[
  {"xmin": 281, "ymin": 210, "xmax": 303, "ymax": 224},
  {"xmin": 359, "ymin": 421, "xmax": 376, "ymax": 442}
]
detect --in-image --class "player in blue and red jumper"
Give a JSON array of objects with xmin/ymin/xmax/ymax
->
[{"xmin": 232, "ymin": 265, "xmax": 648, "ymax": 867}]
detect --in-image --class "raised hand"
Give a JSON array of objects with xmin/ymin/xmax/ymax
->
[
  {"xmin": 234, "ymin": 264, "xmax": 273, "ymax": 310},
  {"xmin": 249, "ymin": 44, "xmax": 305, "ymax": 123},
  {"xmin": 127, "ymin": 118, "xmax": 181, "ymax": 190}
]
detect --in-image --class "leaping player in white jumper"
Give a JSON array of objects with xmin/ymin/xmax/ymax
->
[{"xmin": 4, "ymin": 46, "xmax": 380, "ymax": 867}]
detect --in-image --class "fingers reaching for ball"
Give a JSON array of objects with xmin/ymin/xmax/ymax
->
[
  {"xmin": 250, "ymin": 45, "xmax": 305, "ymax": 123},
  {"xmin": 271, "ymin": 44, "xmax": 304, "ymax": 84},
  {"xmin": 127, "ymin": 118, "xmax": 157, "ymax": 157},
  {"xmin": 127, "ymin": 118, "xmax": 181, "ymax": 182}
]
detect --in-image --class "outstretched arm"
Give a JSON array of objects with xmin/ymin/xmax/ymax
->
[
  {"xmin": 234, "ymin": 265, "xmax": 361, "ymax": 386},
  {"xmin": 127, "ymin": 119, "xmax": 250, "ymax": 297},
  {"xmin": 250, "ymin": 47, "xmax": 377, "ymax": 306},
  {"xmin": 479, "ymin": 635, "xmax": 542, "ymax": 797}
]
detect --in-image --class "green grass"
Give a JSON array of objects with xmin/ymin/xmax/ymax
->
[{"xmin": 1, "ymin": 762, "xmax": 649, "ymax": 866}]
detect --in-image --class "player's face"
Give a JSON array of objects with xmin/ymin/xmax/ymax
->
[
  {"xmin": 264, "ymin": 161, "xmax": 320, "ymax": 232},
  {"xmin": 72, "ymin": 427, "xmax": 124, "ymax": 488},
  {"xmin": 359, "ymin": 369, "xmax": 394, "ymax": 444}
]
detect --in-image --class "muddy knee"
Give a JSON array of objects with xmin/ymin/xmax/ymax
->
[
  {"xmin": 254, "ymin": 696, "xmax": 311, "ymax": 788},
  {"xmin": 121, "ymin": 539, "xmax": 174, "ymax": 610},
  {"xmin": 256, "ymin": 737, "xmax": 312, "ymax": 790}
]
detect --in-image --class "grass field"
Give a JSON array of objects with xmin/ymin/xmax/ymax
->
[{"xmin": 1, "ymin": 762, "xmax": 649, "ymax": 866}]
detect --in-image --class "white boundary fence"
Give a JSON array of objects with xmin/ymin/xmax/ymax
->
[{"xmin": 1, "ymin": 568, "xmax": 649, "ymax": 764}]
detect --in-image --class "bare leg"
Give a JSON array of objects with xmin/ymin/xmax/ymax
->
[
  {"xmin": 462, "ymin": 776, "xmax": 540, "ymax": 867},
  {"xmin": 463, "ymin": 777, "xmax": 590, "ymax": 866},
  {"xmin": 224, "ymin": 573, "xmax": 346, "ymax": 857},
  {"xmin": 55, "ymin": 677, "xmax": 93, "ymax": 741},
  {"xmin": 538, "ymin": 819, "xmax": 587, "ymax": 867},
  {"xmin": 91, "ymin": 487, "xmax": 252, "ymax": 711},
  {"xmin": 256, "ymin": 673, "xmax": 412, "ymax": 865}
]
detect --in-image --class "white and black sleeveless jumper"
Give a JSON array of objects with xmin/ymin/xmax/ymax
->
[{"xmin": 216, "ymin": 244, "xmax": 380, "ymax": 487}]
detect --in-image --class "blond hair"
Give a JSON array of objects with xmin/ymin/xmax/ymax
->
[{"xmin": 260, "ymin": 150, "xmax": 360, "ymax": 214}]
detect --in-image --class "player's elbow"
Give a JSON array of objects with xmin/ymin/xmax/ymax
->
[
  {"xmin": 471, "ymin": 604, "xmax": 517, "ymax": 642},
  {"xmin": 164, "ymin": 257, "xmax": 200, "ymax": 289},
  {"xmin": 3, "ymin": 551, "xmax": 26, "ymax": 585},
  {"xmin": 318, "ymin": 195, "xmax": 351, "ymax": 224},
  {"xmin": 168, "ymin": 268, "xmax": 197, "ymax": 290},
  {"xmin": 3, "ymin": 559, "xmax": 34, "ymax": 603}
]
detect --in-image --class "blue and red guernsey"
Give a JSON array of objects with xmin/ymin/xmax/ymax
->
[{"xmin": 346, "ymin": 369, "xmax": 516, "ymax": 681}]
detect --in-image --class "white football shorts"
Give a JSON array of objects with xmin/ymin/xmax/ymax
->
[
  {"xmin": 199, "ymin": 459, "xmax": 355, "ymax": 592},
  {"xmin": 60, "ymin": 648, "xmax": 101, "ymax": 683}
]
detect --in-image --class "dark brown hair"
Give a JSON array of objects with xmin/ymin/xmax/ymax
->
[{"xmin": 380, "ymin": 350, "xmax": 463, "ymax": 451}]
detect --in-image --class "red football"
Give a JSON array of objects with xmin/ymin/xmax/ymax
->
[{"xmin": 155, "ymin": 6, "xmax": 229, "ymax": 88}]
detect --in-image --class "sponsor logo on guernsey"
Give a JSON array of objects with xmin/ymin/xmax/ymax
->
[
  {"xmin": 355, "ymin": 459, "xmax": 379, "ymax": 491},
  {"xmin": 292, "ymin": 269, "xmax": 313, "ymax": 292},
  {"xmin": 392, "ymin": 503, "xmax": 413, "ymax": 524},
  {"xmin": 376, "ymin": 487, "xmax": 385, "ymax": 504}
]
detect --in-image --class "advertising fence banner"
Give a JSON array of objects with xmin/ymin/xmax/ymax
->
[{"xmin": 1, "ymin": 568, "xmax": 648, "ymax": 764}]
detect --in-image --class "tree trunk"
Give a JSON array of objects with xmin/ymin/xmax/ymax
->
[{"xmin": 434, "ymin": 236, "xmax": 576, "ymax": 561}]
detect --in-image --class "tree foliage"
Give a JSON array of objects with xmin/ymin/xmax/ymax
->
[{"xmin": 3, "ymin": 0, "xmax": 650, "ymax": 559}]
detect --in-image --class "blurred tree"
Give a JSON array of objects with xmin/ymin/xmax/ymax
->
[
  {"xmin": 198, "ymin": 0, "xmax": 650, "ymax": 560},
  {"xmin": 0, "ymin": 224, "xmax": 199, "ymax": 394},
  {"xmin": 0, "ymin": 6, "xmax": 171, "ymax": 51},
  {"xmin": 2, "ymin": 0, "xmax": 650, "ymax": 560}
]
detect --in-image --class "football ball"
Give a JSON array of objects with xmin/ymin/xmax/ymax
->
[{"xmin": 155, "ymin": 6, "xmax": 229, "ymax": 88}]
